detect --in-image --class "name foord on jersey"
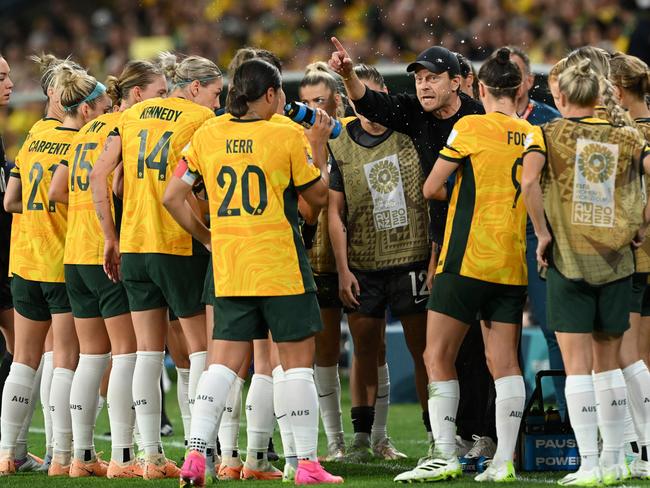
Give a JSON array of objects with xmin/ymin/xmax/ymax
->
[
  {"xmin": 572, "ymin": 138, "xmax": 618, "ymax": 228},
  {"xmin": 139, "ymin": 106, "xmax": 182, "ymax": 122},
  {"xmin": 363, "ymin": 154, "xmax": 408, "ymax": 231}
]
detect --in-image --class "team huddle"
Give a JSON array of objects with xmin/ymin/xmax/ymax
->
[{"xmin": 0, "ymin": 32, "xmax": 648, "ymax": 488}]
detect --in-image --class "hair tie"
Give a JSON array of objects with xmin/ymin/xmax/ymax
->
[{"xmin": 64, "ymin": 81, "xmax": 106, "ymax": 112}]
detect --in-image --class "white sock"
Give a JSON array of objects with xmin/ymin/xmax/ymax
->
[
  {"xmin": 273, "ymin": 366, "xmax": 296, "ymax": 465},
  {"xmin": 565, "ymin": 375, "xmax": 599, "ymax": 469},
  {"xmin": 0, "ymin": 363, "xmax": 36, "ymax": 456},
  {"xmin": 176, "ymin": 367, "xmax": 191, "ymax": 444},
  {"xmin": 623, "ymin": 403, "xmax": 638, "ymax": 447},
  {"xmin": 245, "ymin": 374, "xmax": 274, "ymax": 464},
  {"xmin": 493, "ymin": 375, "xmax": 525, "ymax": 464},
  {"xmin": 284, "ymin": 368, "xmax": 319, "ymax": 461},
  {"xmin": 132, "ymin": 351, "xmax": 164, "ymax": 456},
  {"xmin": 40, "ymin": 351, "xmax": 54, "ymax": 458},
  {"xmin": 16, "ymin": 357, "xmax": 42, "ymax": 460},
  {"xmin": 96, "ymin": 395, "xmax": 106, "ymax": 423},
  {"xmin": 51, "ymin": 367, "xmax": 75, "ymax": 465},
  {"xmin": 108, "ymin": 353, "xmax": 136, "ymax": 464},
  {"xmin": 70, "ymin": 353, "xmax": 110, "ymax": 461},
  {"xmin": 623, "ymin": 360, "xmax": 650, "ymax": 451},
  {"xmin": 188, "ymin": 351, "xmax": 207, "ymax": 412},
  {"xmin": 371, "ymin": 363, "xmax": 390, "ymax": 445},
  {"xmin": 427, "ymin": 380, "xmax": 459, "ymax": 458},
  {"xmin": 594, "ymin": 369, "xmax": 627, "ymax": 468},
  {"xmin": 314, "ymin": 365, "xmax": 343, "ymax": 443},
  {"xmin": 188, "ymin": 364, "xmax": 237, "ymax": 454},
  {"xmin": 218, "ymin": 376, "xmax": 244, "ymax": 462}
]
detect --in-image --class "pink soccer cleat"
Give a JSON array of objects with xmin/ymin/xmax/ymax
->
[
  {"xmin": 179, "ymin": 450, "xmax": 206, "ymax": 487},
  {"xmin": 295, "ymin": 460, "xmax": 344, "ymax": 485}
]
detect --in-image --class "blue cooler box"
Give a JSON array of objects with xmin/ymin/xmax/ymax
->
[{"xmin": 518, "ymin": 370, "xmax": 579, "ymax": 471}]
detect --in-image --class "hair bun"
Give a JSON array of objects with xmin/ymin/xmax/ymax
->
[
  {"xmin": 496, "ymin": 48, "xmax": 511, "ymax": 65},
  {"xmin": 577, "ymin": 58, "xmax": 592, "ymax": 76}
]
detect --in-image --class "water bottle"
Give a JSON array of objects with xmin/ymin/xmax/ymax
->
[{"xmin": 284, "ymin": 101, "xmax": 341, "ymax": 139}]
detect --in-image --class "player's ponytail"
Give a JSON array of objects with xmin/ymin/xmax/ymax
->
[
  {"xmin": 477, "ymin": 47, "xmax": 522, "ymax": 100},
  {"xmin": 226, "ymin": 48, "xmax": 283, "ymax": 114},
  {"xmin": 558, "ymin": 59, "xmax": 600, "ymax": 108},
  {"xmin": 158, "ymin": 51, "xmax": 221, "ymax": 91},
  {"xmin": 105, "ymin": 60, "xmax": 164, "ymax": 106},
  {"xmin": 353, "ymin": 64, "xmax": 385, "ymax": 89},
  {"xmin": 29, "ymin": 53, "xmax": 83, "ymax": 95},
  {"xmin": 54, "ymin": 66, "xmax": 106, "ymax": 116},
  {"xmin": 229, "ymin": 59, "xmax": 281, "ymax": 118},
  {"xmin": 104, "ymin": 75, "xmax": 122, "ymax": 107},
  {"xmin": 610, "ymin": 53, "xmax": 650, "ymax": 102}
]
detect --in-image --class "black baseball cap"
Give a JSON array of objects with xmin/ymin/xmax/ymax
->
[{"xmin": 407, "ymin": 46, "xmax": 461, "ymax": 77}]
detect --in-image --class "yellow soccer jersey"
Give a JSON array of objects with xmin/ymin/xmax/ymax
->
[
  {"xmin": 181, "ymin": 116, "xmax": 322, "ymax": 297},
  {"xmin": 436, "ymin": 112, "xmax": 533, "ymax": 286},
  {"xmin": 64, "ymin": 112, "xmax": 121, "ymax": 265},
  {"xmin": 117, "ymin": 97, "xmax": 214, "ymax": 255},
  {"xmin": 10, "ymin": 125, "xmax": 75, "ymax": 282},
  {"xmin": 9, "ymin": 118, "xmax": 61, "ymax": 277}
]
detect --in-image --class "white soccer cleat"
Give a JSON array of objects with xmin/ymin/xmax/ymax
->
[
  {"xmin": 630, "ymin": 457, "xmax": 650, "ymax": 479},
  {"xmin": 601, "ymin": 463, "xmax": 630, "ymax": 485},
  {"xmin": 394, "ymin": 455, "xmax": 462, "ymax": 483},
  {"xmin": 474, "ymin": 460, "xmax": 516, "ymax": 482},
  {"xmin": 558, "ymin": 466, "xmax": 602, "ymax": 486}
]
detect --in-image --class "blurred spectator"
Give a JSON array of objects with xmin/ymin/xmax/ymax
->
[{"xmin": 0, "ymin": 0, "xmax": 643, "ymax": 158}]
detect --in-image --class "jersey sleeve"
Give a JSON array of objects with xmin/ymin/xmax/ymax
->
[
  {"xmin": 329, "ymin": 157, "xmax": 344, "ymax": 192},
  {"xmin": 289, "ymin": 129, "xmax": 321, "ymax": 191},
  {"xmin": 438, "ymin": 117, "xmax": 474, "ymax": 163},
  {"xmin": 523, "ymin": 125, "xmax": 547, "ymax": 156}
]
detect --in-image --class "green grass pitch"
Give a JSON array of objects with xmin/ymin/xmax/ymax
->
[{"xmin": 4, "ymin": 374, "xmax": 650, "ymax": 487}]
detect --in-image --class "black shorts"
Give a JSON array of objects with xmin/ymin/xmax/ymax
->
[
  {"xmin": 347, "ymin": 263, "xmax": 429, "ymax": 318},
  {"xmin": 213, "ymin": 293, "xmax": 322, "ymax": 342},
  {"xmin": 631, "ymin": 273, "xmax": 647, "ymax": 314},
  {"xmin": 314, "ymin": 273, "xmax": 342, "ymax": 309},
  {"xmin": 428, "ymin": 272, "xmax": 526, "ymax": 325},
  {"xmin": 547, "ymin": 267, "xmax": 630, "ymax": 335},
  {"xmin": 202, "ymin": 256, "xmax": 216, "ymax": 307},
  {"xmin": 11, "ymin": 274, "xmax": 71, "ymax": 321}
]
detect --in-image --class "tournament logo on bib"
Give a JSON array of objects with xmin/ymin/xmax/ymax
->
[
  {"xmin": 364, "ymin": 154, "xmax": 408, "ymax": 231},
  {"xmin": 572, "ymin": 138, "xmax": 618, "ymax": 228}
]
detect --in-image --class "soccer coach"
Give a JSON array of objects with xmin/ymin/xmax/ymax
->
[
  {"xmin": 328, "ymin": 38, "xmax": 496, "ymax": 456},
  {"xmin": 328, "ymin": 38, "xmax": 483, "ymax": 283}
]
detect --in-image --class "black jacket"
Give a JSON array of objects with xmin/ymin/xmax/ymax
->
[{"xmin": 353, "ymin": 88, "xmax": 484, "ymax": 244}]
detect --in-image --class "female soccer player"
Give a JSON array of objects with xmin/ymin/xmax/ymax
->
[
  {"xmin": 327, "ymin": 64, "xmax": 429, "ymax": 462},
  {"xmin": 610, "ymin": 52, "xmax": 650, "ymax": 479},
  {"xmin": 48, "ymin": 59, "xmax": 167, "ymax": 478},
  {"xmin": 214, "ymin": 47, "xmax": 288, "ymax": 482},
  {"xmin": 298, "ymin": 62, "xmax": 347, "ymax": 460},
  {"xmin": 522, "ymin": 58, "xmax": 650, "ymax": 486},
  {"xmin": 0, "ymin": 66, "xmax": 110, "ymax": 477},
  {"xmin": 90, "ymin": 52, "xmax": 221, "ymax": 480},
  {"xmin": 14, "ymin": 55, "xmax": 81, "ymax": 472},
  {"xmin": 164, "ymin": 58, "xmax": 342, "ymax": 487},
  {"xmin": 395, "ymin": 48, "xmax": 533, "ymax": 483}
]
